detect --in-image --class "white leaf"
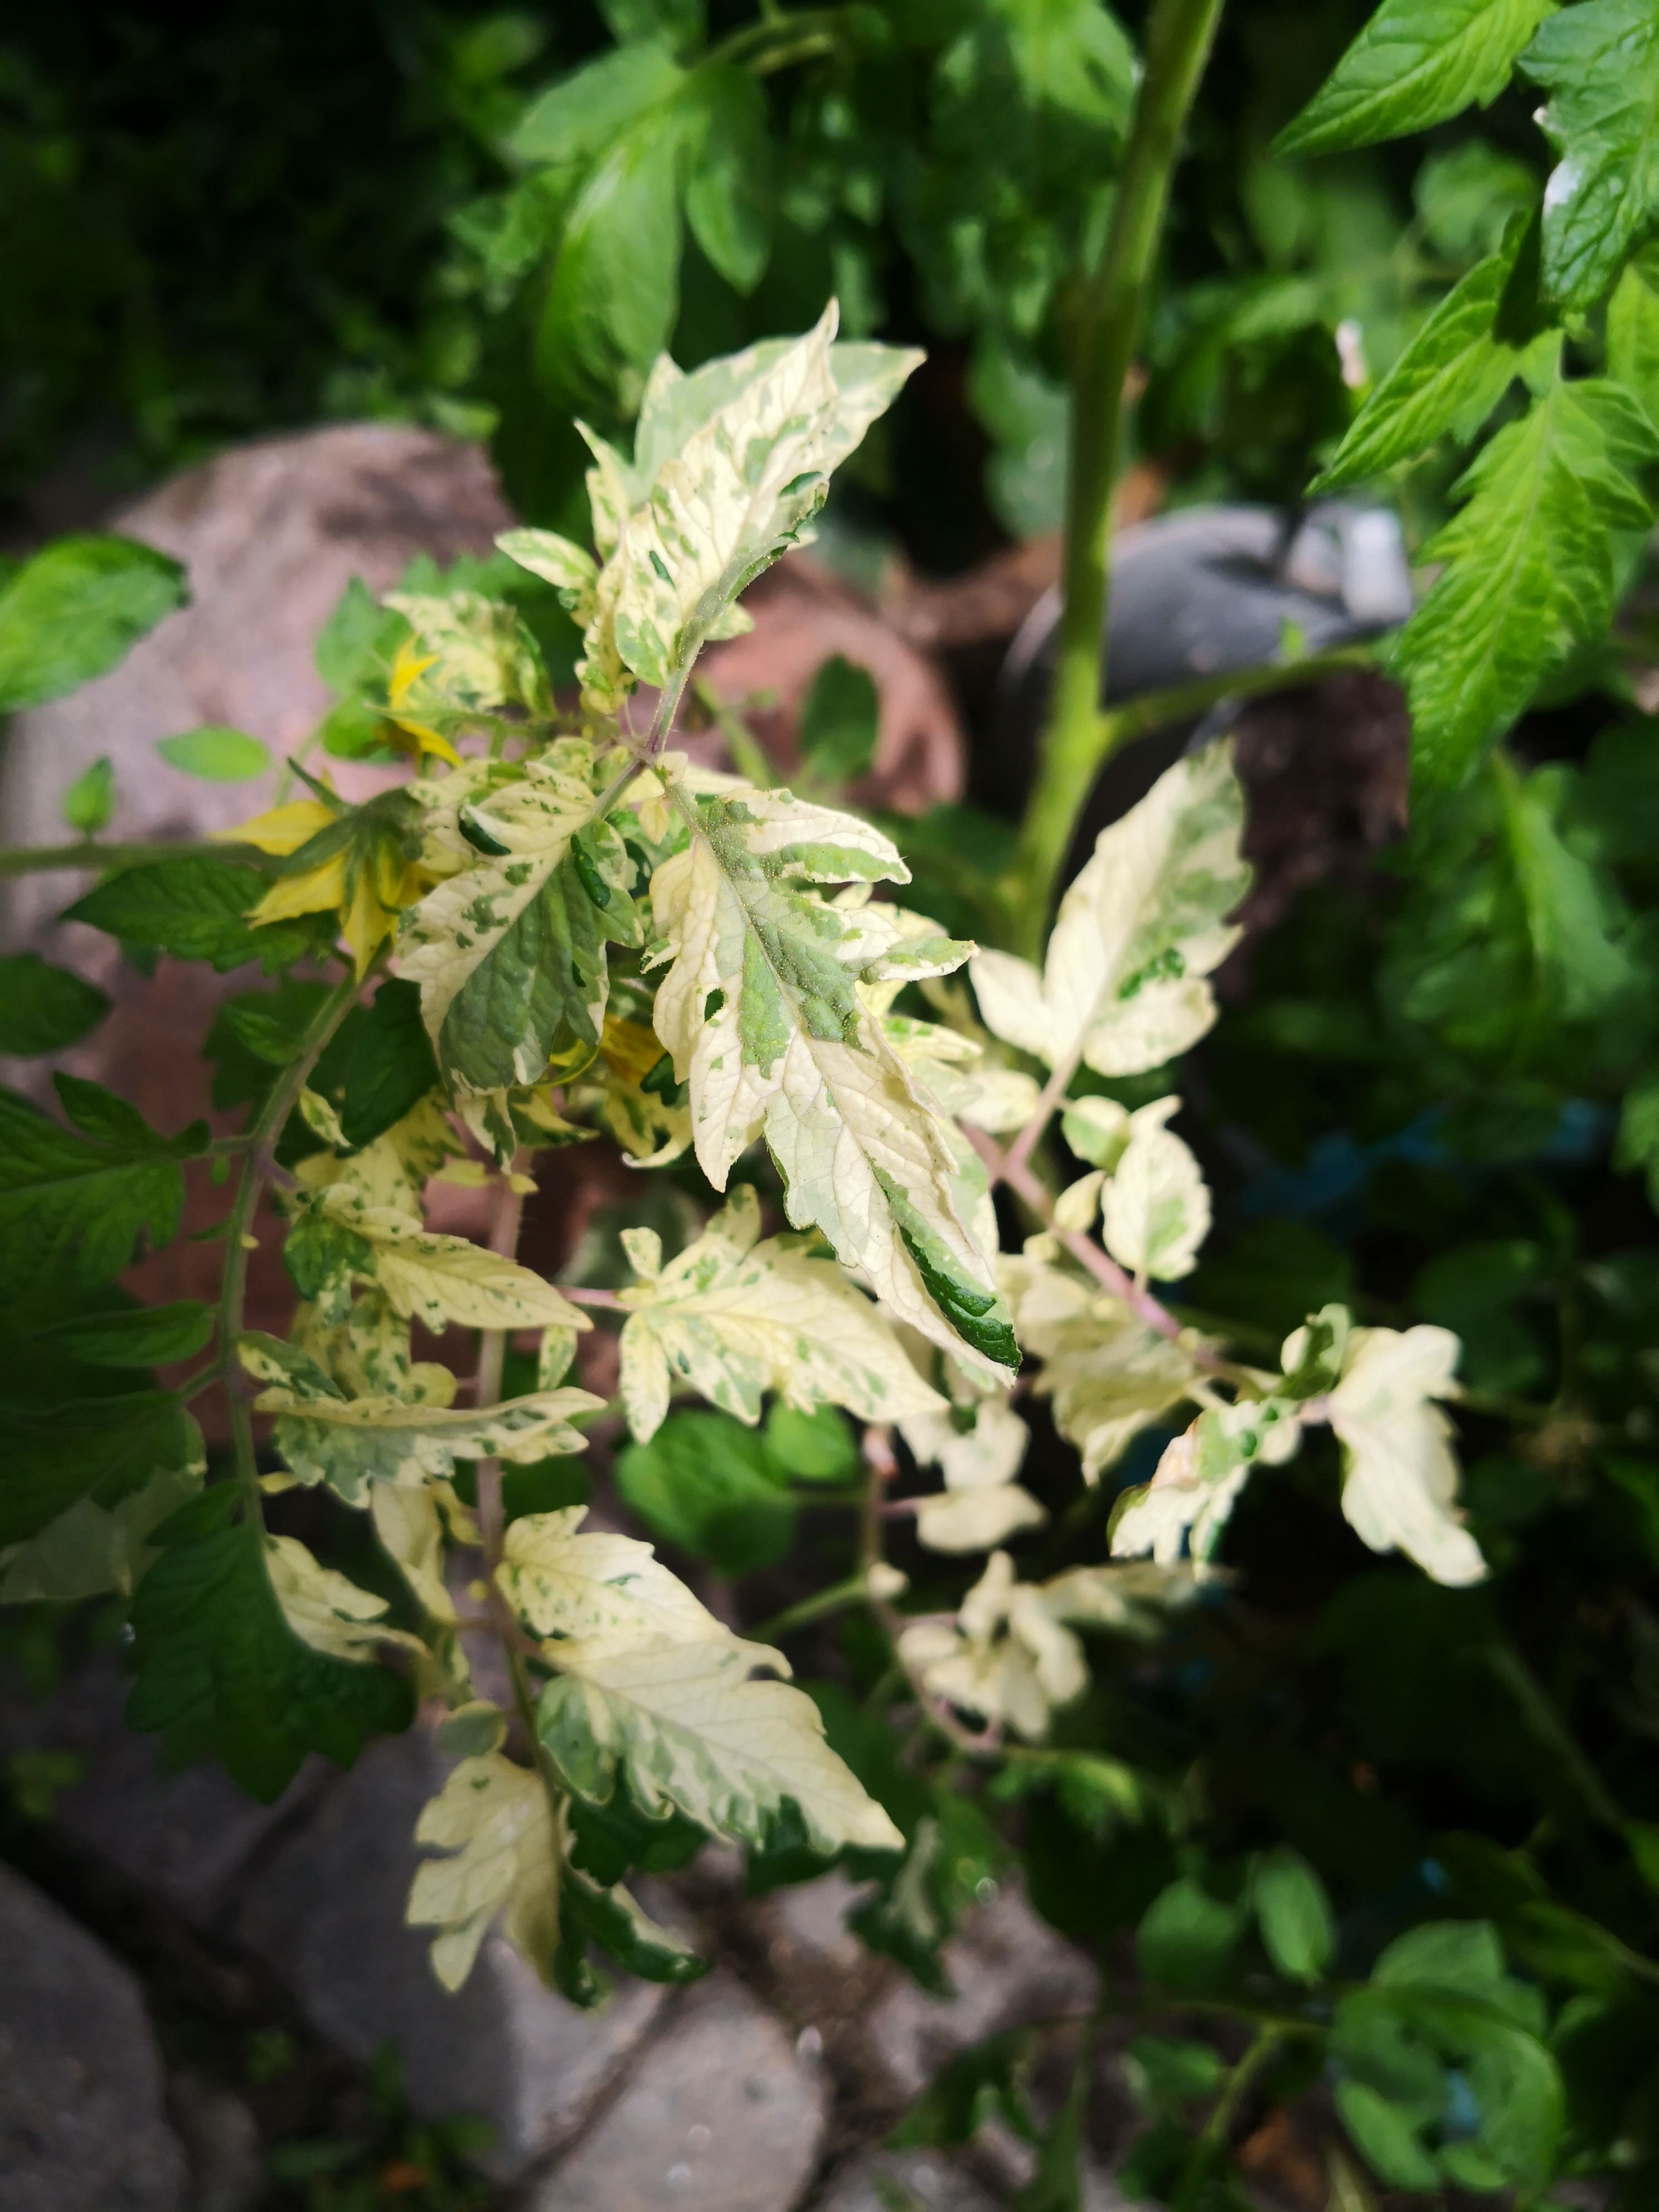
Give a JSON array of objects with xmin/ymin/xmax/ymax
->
[
  {"xmin": 903, "ymin": 1391, "xmax": 1030, "ymax": 1495},
  {"xmin": 408, "ymin": 1753, "xmax": 558, "ymax": 1991},
  {"xmin": 1328, "ymin": 1325, "xmax": 1485, "ymax": 1587},
  {"xmin": 499, "ymin": 1506, "xmax": 724, "ymax": 1649},
  {"xmin": 1004, "ymin": 1245, "xmax": 1199, "ymax": 1479},
  {"xmin": 1060, "ymin": 1095, "xmax": 1131, "ymax": 1170},
  {"xmin": 539, "ymin": 1633, "xmax": 903, "ymax": 1855},
  {"xmin": 617, "ymin": 1183, "xmax": 945, "ymax": 1442},
  {"xmin": 265, "ymin": 1534, "xmax": 419, "ymax": 1662},
  {"xmin": 1054, "ymin": 1169, "xmax": 1105, "ymax": 1234},
  {"xmin": 648, "ymin": 786, "xmax": 1015, "ymax": 1377},
  {"xmin": 970, "ymin": 741, "xmax": 1248, "ymax": 1076},
  {"xmin": 1111, "ymin": 1397, "xmax": 1304, "ymax": 1568},
  {"xmin": 316, "ymin": 1194, "xmax": 591, "ymax": 1333},
  {"xmin": 915, "ymin": 1481, "xmax": 1046, "ymax": 1554},
  {"xmin": 1099, "ymin": 1097, "xmax": 1211, "ymax": 1280},
  {"xmin": 899, "ymin": 1550, "xmax": 1086, "ymax": 1742},
  {"xmin": 0, "ymin": 1458, "xmax": 202, "ymax": 1604},
  {"xmin": 371, "ymin": 1483, "xmax": 456, "ymax": 1622},
  {"xmin": 609, "ymin": 304, "xmax": 921, "ymax": 692}
]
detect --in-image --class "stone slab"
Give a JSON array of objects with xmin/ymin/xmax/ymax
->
[
  {"xmin": 233, "ymin": 1728, "xmax": 664, "ymax": 2180},
  {"xmin": 864, "ymin": 1881, "xmax": 1098, "ymax": 2102},
  {"xmin": 0, "ymin": 1657, "xmax": 328, "ymax": 1927},
  {"xmin": 526, "ymin": 1971, "xmax": 826, "ymax": 2212},
  {"xmin": 0, "ymin": 1861, "xmax": 188, "ymax": 2212}
]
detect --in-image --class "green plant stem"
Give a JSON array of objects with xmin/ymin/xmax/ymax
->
[
  {"xmin": 1008, "ymin": 0, "xmax": 1227, "ymax": 959},
  {"xmin": 469, "ymin": 1169, "xmax": 569, "ymax": 1884},
  {"xmin": 0, "ymin": 837, "xmax": 263, "ymax": 876},
  {"xmin": 750, "ymin": 1573, "xmax": 866, "ymax": 1646},
  {"xmin": 218, "ymin": 969, "xmax": 364, "ymax": 1496},
  {"xmin": 1174, "ymin": 2022, "xmax": 1286, "ymax": 2212}
]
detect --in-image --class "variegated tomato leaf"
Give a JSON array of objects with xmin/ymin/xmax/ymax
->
[
  {"xmin": 399, "ymin": 740, "xmax": 641, "ymax": 1098},
  {"xmin": 971, "ymin": 741, "xmax": 1248, "ymax": 1080},
  {"xmin": 615, "ymin": 1183, "xmax": 946, "ymax": 1442},
  {"xmin": 646, "ymin": 784, "xmax": 1015, "ymax": 1375}
]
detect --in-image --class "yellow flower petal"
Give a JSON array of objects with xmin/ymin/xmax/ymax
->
[
  {"xmin": 600, "ymin": 1015, "xmax": 666, "ymax": 1089},
  {"xmin": 389, "ymin": 638, "xmax": 441, "ymax": 710},
  {"xmin": 388, "ymin": 714, "xmax": 463, "ymax": 768},
  {"xmin": 219, "ymin": 797, "xmax": 336, "ymax": 856},
  {"xmin": 249, "ymin": 853, "xmax": 347, "ymax": 924}
]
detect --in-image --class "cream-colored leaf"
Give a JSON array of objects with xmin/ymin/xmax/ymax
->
[
  {"xmin": 316, "ymin": 1194, "xmax": 590, "ymax": 1333},
  {"xmin": 407, "ymin": 1753, "xmax": 558, "ymax": 1991},
  {"xmin": 371, "ymin": 1482, "xmax": 455, "ymax": 1622},
  {"xmin": 266, "ymin": 1533, "xmax": 419, "ymax": 1661},
  {"xmin": 1040, "ymin": 1560, "xmax": 1200, "ymax": 1638},
  {"xmin": 902, "ymin": 1390, "xmax": 1030, "ymax": 1495},
  {"xmin": 499, "ymin": 1506, "xmax": 723, "ymax": 1649},
  {"xmin": 915, "ymin": 1481, "xmax": 1046, "ymax": 1554},
  {"xmin": 899, "ymin": 1550, "xmax": 1086, "ymax": 1742},
  {"xmin": 1005, "ymin": 1246, "xmax": 1199, "ymax": 1480},
  {"xmin": 647, "ymin": 787, "xmax": 1014, "ymax": 1378},
  {"xmin": 1099, "ymin": 1098, "xmax": 1211, "ymax": 1281},
  {"xmin": 0, "ymin": 1457, "xmax": 203, "ymax": 1604},
  {"xmin": 1060, "ymin": 1095, "xmax": 1132, "ymax": 1171},
  {"xmin": 385, "ymin": 590, "xmax": 548, "ymax": 720},
  {"xmin": 539, "ymin": 1633, "xmax": 903, "ymax": 1856},
  {"xmin": 617, "ymin": 1183, "xmax": 945, "ymax": 1443},
  {"xmin": 398, "ymin": 741, "xmax": 641, "ymax": 1099},
  {"xmin": 971, "ymin": 741, "xmax": 1248, "ymax": 1077},
  {"xmin": 608, "ymin": 305, "xmax": 922, "ymax": 691},
  {"xmin": 1054, "ymin": 1169, "xmax": 1105, "ymax": 1234},
  {"xmin": 1111, "ymin": 1396, "xmax": 1304, "ymax": 1569},
  {"xmin": 1328, "ymin": 1325, "xmax": 1485, "ymax": 1587}
]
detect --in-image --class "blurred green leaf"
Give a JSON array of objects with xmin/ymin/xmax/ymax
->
[
  {"xmin": 1254, "ymin": 1845, "xmax": 1335, "ymax": 1983},
  {"xmin": 0, "ymin": 954, "xmax": 110, "ymax": 1056},
  {"xmin": 0, "ymin": 536, "xmax": 186, "ymax": 714},
  {"xmin": 156, "ymin": 725, "xmax": 271, "ymax": 781}
]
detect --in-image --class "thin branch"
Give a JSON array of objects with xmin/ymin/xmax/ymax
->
[
  {"xmin": 0, "ymin": 837, "xmax": 264, "ymax": 877},
  {"xmin": 1175, "ymin": 2022, "xmax": 1287, "ymax": 2212},
  {"xmin": 218, "ymin": 969, "xmax": 365, "ymax": 1496}
]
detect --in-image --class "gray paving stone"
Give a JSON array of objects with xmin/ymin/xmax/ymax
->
[
  {"xmin": 864, "ymin": 1881, "xmax": 1098, "ymax": 2101},
  {"xmin": 526, "ymin": 1971, "xmax": 826, "ymax": 2212},
  {"xmin": 810, "ymin": 2147, "xmax": 1002, "ymax": 2211},
  {"xmin": 0, "ymin": 1861, "xmax": 189, "ymax": 2212},
  {"xmin": 0, "ymin": 1657, "xmax": 328, "ymax": 1927},
  {"xmin": 233, "ymin": 1729, "xmax": 665, "ymax": 2180}
]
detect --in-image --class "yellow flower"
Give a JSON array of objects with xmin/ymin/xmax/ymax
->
[
  {"xmin": 384, "ymin": 637, "xmax": 462, "ymax": 767},
  {"xmin": 222, "ymin": 788, "xmax": 421, "ymax": 978}
]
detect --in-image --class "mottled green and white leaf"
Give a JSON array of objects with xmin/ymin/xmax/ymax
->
[
  {"xmin": 1328, "ymin": 1325, "xmax": 1485, "ymax": 1584},
  {"xmin": 408, "ymin": 1753, "xmax": 559, "ymax": 1991},
  {"xmin": 539, "ymin": 1633, "xmax": 904, "ymax": 1855},
  {"xmin": 501, "ymin": 1506, "xmax": 723, "ymax": 1649},
  {"xmin": 648, "ymin": 787, "xmax": 1014, "ymax": 1376},
  {"xmin": 616, "ymin": 1183, "xmax": 945, "ymax": 1442},
  {"xmin": 971, "ymin": 743, "xmax": 1248, "ymax": 1078},
  {"xmin": 1100, "ymin": 1098, "xmax": 1211, "ymax": 1281}
]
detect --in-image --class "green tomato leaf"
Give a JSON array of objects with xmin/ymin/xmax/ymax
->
[
  {"xmin": 798, "ymin": 654, "xmax": 880, "ymax": 787},
  {"xmin": 1390, "ymin": 377, "xmax": 1658, "ymax": 786},
  {"xmin": 615, "ymin": 1409, "xmax": 797, "ymax": 1574},
  {"xmin": 1335, "ymin": 2078, "xmax": 1443, "ymax": 2190},
  {"xmin": 156, "ymin": 725, "xmax": 273, "ymax": 782},
  {"xmin": 0, "ymin": 1076, "xmax": 207, "ymax": 1297},
  {"xmin": 507, "ymin": 38, "xmax": 685, "ymax": 167},
  {"xmin": 0, "ymin": 1388, "xmax": 191, "ymax": 1545},
  {"xmin": 1524, "ymin": 0, "xmax": 1659, "ymax": 309},
  {"xmin": 63, "ymin": 854, "xmax": 320, "ymax": 974},
  {"xmin": 1314, "ymin": 230, "xmax": 1555, "ymax": 491},
  {"xmin": 1254, "ymin": 1844, "xmax": 1336, "ymax": 1983},
  {"xmin": 1136, "ymin": 1876, "xmax": 1246, "ymax": 1993},
  {"xmin": 1275, "ymin": 0, "xmax": 1556, "ymax": 158},
  {"xmin": 307, "ymin": 980, "xmax": 440, "ymax": 1151},
  {"xmin": 61, "ymin": 756, "xmax": 116, "ymax": 837},
  {"xmin": 1608, "ymin": 243, "xmax": 1659, "ymax": 427},
  {"xmin": 128, "ymin": 1483, "xmax": 414, "ymax": 1802},
  {"xmin": 0, "ymin": 534, "xmax": 186, "ymax": 714},
  {"xmin": 33, "ymin": 1299, "xmax": 214, "ymax": 1367},
  {"xmin": 537, "ymin": 112, "xmax": 684, "ymax": 408},
  {"xmin": 682, "ymin": 62, "xmax": 774, "ymax": 294},
  {"xmin": 0, "ymin": 953, "xmax": 110, "ymax": 1055}
]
